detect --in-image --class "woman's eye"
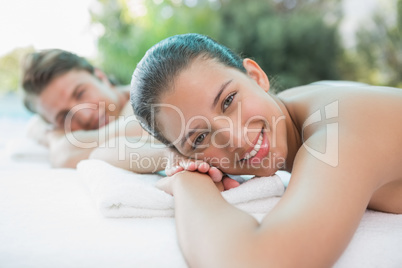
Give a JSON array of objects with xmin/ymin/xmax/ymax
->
[
  {"xmin": 192, "ymin": 133, "xmax": 206, "ymax": 149},
  {"xmin": 222, "ymin": 93, "xmax": 236, "ymax": 112}
]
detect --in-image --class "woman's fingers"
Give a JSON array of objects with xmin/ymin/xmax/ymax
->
[
  {"xmin": 159, "ymin": 171, "xmax": 240, "ymax": 195},
  {"xmin": 165, "ymin": 165, "xmax": 184, "ymax": 176},
  {"xmin": 166, "ymin": 159, "xmax": 225, "ymax": 186},
  {"xmin": 208, "ymin": 166, "xmax": 224, "ymax": 182},
  {"xmin": 222, "ymin": 176, "xmax": 240, "ymax": 190},
  {"xmin": 180, "ymin": 160, "xmax": 209, "ymax": 172},
  {"xmin": 195, "ymin": 161, "xmax": 210, "ymax": 173}
]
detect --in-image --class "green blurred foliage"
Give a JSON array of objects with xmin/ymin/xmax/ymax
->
[
  {"xmin": 215, "ymin": 0, "xmax": 343, "ymax": 91},
  {"xmin": 336, "ymin": 0, "xmax": 402, "ymax": 87},
  {"xmin": 0, "ymin": 47, "xmax": 34, "ymax": 95},
  {"xmin": 350, "ymin": 0, "xmax": 402, "ymax": 87},
  {"xmin": 91, "ymin": 0, "xmax": 222, "ymax": 86},
  {"xmin": 91, "ymin": 0, "xmax": 344, "ymax": 91},
  {"xmin": 3, "ymin": 0, "xmax": 400, "ymax": 95}
]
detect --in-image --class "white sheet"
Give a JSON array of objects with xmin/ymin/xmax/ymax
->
[
  {"xmin": 1, "ymin": 133, "xmax": 402, "ymax": 267},
  {"xmin": 0, "ymin": 168, "xmax": 187, "ymax": 268}
]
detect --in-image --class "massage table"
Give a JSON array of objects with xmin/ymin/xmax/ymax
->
[{"xmin": 1, "ymin": 110, "xmax": 401, "ymax": 268}]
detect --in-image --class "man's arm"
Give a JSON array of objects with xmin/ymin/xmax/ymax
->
[
  {"xmin": 46, "ymin": 114, "xmax": 148, "ymax": 168},
  {"xmin": 26, "ymin": 115, "xmax": 53, "ymax": 147},
  {"xmin": 89, "ymin": 136, "xmax": 170, "ymax": 173}
]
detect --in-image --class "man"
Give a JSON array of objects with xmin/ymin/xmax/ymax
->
[
  {"xmin": 21, "ymin": 49, "xmax": 234, "ymax": 188},
  {"xmin": 22, "ymin": 49, "xmax": 165, "ymax": 171}
]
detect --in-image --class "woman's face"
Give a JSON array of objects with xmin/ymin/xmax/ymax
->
[{"xmin": 158, "ymin": 57, "xmax": 288, "ymax": 176}]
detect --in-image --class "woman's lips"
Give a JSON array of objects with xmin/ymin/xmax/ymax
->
[
  {"xmin": 242, "ymin": 130, "xmax": 264, "ymax": 160},
  {"xmin": 241, "ymin": 128, "xmax": 270, "ymax": 165}
]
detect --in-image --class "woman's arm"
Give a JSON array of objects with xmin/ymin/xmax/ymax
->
[
  {"xmin": 164, "ymin": 131, "xmax": 379, "ymax": 267},
  {"xmin": 162, "ymin": 171, "xmax": 259, "ymax": 267}
]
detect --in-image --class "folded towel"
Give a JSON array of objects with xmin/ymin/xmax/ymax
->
[{"xmin": 77, "ymin": 159, "xmax": 286, "ymax": 218}]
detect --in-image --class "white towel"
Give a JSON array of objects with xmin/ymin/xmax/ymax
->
[
  {"xmin": 6, "ymin": 138, "xmax": 49, "ymax": 162},
  {"xmin": 5, "ymin": 114, "xmax": 50, "ymax": 162},
  {"xmin": 77, "ymin": 159, "xmax": 286, "ymax": 218}
]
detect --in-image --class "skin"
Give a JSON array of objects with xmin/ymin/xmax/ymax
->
[
  {"xmin": 28, "ymin": 66, "xmax": 234, "ymax": 183},
  {"xmin": 155, "ymin": 57, "xmax": 402, "ymax": 267},
  {"xmin": 37, "ymin": 69, "xmax": 127, "ymax": 131},
  {"xmin": 28, "ymin": 68, "xmax": 151, "ymax": 168}
]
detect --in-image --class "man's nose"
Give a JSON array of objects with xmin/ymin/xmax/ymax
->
[{"xmin": 75, "ymin": 105, "xmax": 97, "ymax": 129}]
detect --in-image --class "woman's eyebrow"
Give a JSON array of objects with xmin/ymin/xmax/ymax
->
[{"xmin": 211, "ymin": 79, "xmax": 233, "ymax": 109}]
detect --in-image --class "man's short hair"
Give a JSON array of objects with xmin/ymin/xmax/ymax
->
[{"xmin": 21, "ymin": 49, "xmax": 95, "ymax": 113}]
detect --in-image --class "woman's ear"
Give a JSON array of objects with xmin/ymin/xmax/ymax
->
[
  {"xmin": 94, "ymin": 68, "xmax": 112, "ymax": 87},
  {"xmin": 243, "ymin": 59, "xmax": 270, "ymax": 92}
]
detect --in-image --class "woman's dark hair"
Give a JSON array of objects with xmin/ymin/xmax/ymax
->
[{"xmin": 131, "ymin": 33, "xmax": 246, "ymax": 146}]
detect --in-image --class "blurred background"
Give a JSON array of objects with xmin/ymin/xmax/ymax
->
[{"xmin": 0, "ymin": 0, "xmax": 401, "ymax": 121}]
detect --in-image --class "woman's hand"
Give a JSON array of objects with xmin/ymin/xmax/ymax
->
[
  {"xmin": 164, "ymin": 152, "xmax": 240, "ymax": 192},
  {"xmin": 158, "ymin": 170, "xmax": 239, "ymax": 195},
  {"xmin": 156, "ymin": 170, "xmax": 225, "ymax": 195},
  {"xmin": 166, "ymin": 158, "xmax": 223, "ymax": 182}
]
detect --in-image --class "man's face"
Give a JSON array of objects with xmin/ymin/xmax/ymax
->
[{"xmin": 37, "ymin": 69, "xmax": 125, "ymax": 131}]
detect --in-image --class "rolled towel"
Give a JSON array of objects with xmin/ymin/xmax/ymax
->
[{"xmin": 77, "ymin": 159, "xmax": 286, "ymax": 218}]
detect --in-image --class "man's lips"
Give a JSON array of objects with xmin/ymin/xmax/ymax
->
[
  {"xmin": 97, "ymin": 113, "xmax": 109, "ymax": 128},
  {"xmin": 88, "ymin": 111, "xmax": 109, "ymax": 130}
]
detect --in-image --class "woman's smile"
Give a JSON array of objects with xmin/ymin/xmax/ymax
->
[
  {"xmin": 240, "ymin": 128, "xmax": 270, "ymax": 165},
  {"xmin": 158, "ymin": 57, "xmax": 288, "ymax": 176}
]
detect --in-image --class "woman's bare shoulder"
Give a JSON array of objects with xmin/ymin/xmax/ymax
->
[
  {"xmin": 289, "ymin": 84, "xmax": 402, "ymax": 182},
  {"xmin": 279, "ymin": 83, "xmax": 401, "ymax": 99},
  {"xmin": 279, "ymin": 84, "xmax": 402, "ymax": 119},
  {"xmin": 255, "ymin": 84, "xmax": 402, "ymax": 265},
  {"xmin": 276, "ymin": 84, "xmax": 321, "ymax": 99}
]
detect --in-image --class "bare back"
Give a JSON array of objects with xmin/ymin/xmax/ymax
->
[{"xmin": 278, "ymin": 84, "xmax": 402, "ymax": 213}]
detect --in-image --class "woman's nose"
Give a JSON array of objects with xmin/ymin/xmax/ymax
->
[{"xmin": 213, "ymin": 119, "xmax": 244, "ymax": 152}]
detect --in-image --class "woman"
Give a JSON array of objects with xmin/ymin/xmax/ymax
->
[{"xmin": 131, "ymin": 33, "xmax": 402, "ymax": 267}]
